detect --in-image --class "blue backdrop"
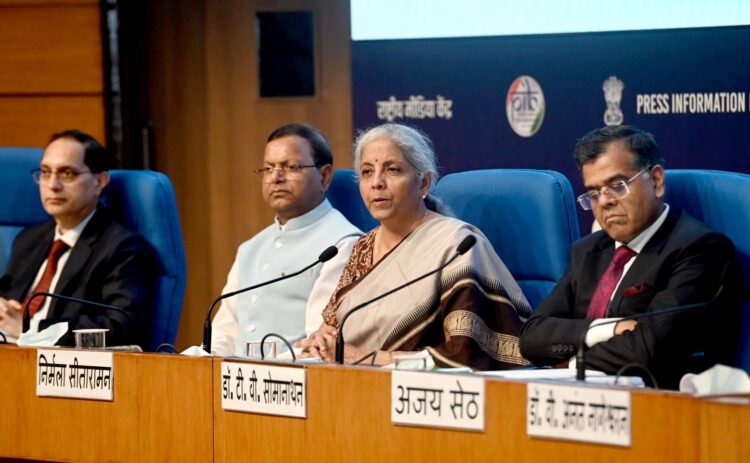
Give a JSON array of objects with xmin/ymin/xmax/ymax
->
[{"xmin": 352, "ymin": 26, "xmax": 750, "ymax": 230}]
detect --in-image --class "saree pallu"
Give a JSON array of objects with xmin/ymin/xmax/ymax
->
[{"xmin": 323, "ymin": 216, "xmax": 532, "ymax": 370}]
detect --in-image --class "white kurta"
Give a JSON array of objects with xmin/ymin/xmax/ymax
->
[{"xmin": 211, "ymin": 199, "xmax": 361, "ymax": 356}]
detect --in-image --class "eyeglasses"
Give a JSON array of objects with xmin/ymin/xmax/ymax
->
[
  {"xmin": 32, "ymin": 168, "xmax": 92, "ymax": 184},
  {"xmin": 254, "ymin": 163, "xmax": 318, "ymax": 181},
  {"xmin": 577, "ymin": 166, "xmax": 651, "ymax": 211}
]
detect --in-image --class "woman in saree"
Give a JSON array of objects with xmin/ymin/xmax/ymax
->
[{"xmin": 298, "ymin": 123, "xmax": 531, "ymax": 370}]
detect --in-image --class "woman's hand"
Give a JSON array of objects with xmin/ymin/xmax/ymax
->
[{"xmin": 296, "ymin": 323, "xmax": 338, "ymax": 362}]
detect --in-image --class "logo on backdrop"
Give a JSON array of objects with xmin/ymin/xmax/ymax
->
[
  {"xmin": 603, "ymin": 76, "xmax": 625, "ymax": 126},
  {"xmin": 376, "ymin": 95, "xmax": 454, "ymax": 122},
  {"xmin": 506, "ymin": 76, "xmax": 545, "ymax": 137}
]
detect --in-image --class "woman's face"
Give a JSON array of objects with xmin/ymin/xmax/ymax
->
[{"xmin": 359, "ymin": 138, "xmax": 429, "ymax": 229}]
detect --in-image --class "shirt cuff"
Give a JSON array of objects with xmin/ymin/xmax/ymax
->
[
  {"xmin": 586, "ymin": 317, "xmax": 621, "ymax": 347},
  {"xmin": 567, "ymin": 318, "xmax": 622, "ymax": 369}
]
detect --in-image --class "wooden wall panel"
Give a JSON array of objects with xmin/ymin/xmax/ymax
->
[
  {"xmin": 0, "ymin": 1, "xmax": 104, "ymax": 147},
  {"xmin": 0, "ymin": 96, "xmax": 104, "ymax": 146},
  {"xmin": 145, "ymin": 0, "xmax": 352, "ymax": 349},
  {"xmin": 0, "ymin": 5, "xmax": 102, "ymax": 93},
  {"xmin": 144, "ymin": 0, "xmax": 212, "ymax": 350}
]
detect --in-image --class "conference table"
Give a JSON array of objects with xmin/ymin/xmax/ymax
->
[{"xmin": 0, "ymin": 345, "xmax": 746, "ymax": 462}]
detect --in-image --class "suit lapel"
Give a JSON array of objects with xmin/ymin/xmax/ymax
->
[
  {"xmin": 608, "ymin": 209, "xmax": 681, "ymax": 314},
  {"xmin": 19, "ymin": 225, "xmax": 56, "ymax": 299},
  {"xmin": 48, "ymin": 210, "xmax": 104, "ymax": 317}
]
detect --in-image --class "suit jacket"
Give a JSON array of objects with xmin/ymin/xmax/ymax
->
[
  {"xmin": 519, "ymin": 209, "xmax": 742, "ymax": 389},
  {"xmin": 0, "ymin": 209, "xmax": 157, "ymax": 347}
]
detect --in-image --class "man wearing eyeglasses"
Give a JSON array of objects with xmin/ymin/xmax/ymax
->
[
  {"xmin": 520, "ymin": 125, "xmax": 741, "ymax": 389},
  {"xmin": 0, "ymin": 130, "xmax": 156, "ymax": 346},
  {"xmin": 210, "ymin": 123, "xmax": 361, "ymax": 356}
]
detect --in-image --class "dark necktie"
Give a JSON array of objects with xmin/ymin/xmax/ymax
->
[
  {"xmin": 586, "ymin": 246, "xmax": 636, "ymax": 319},
  {"xmin": 25, "ymin": 240, "xmax": 70, "ymax": 316}
]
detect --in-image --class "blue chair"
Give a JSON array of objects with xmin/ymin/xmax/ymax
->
[
  {"xmin": 433, "ymin": 169, "xmax": 580, "ymax": 309},
  {"xmin": 101, "ymin": 171, "xmax": 187, "ymax": 350},
  {"xmin": 0, "ymin": 148, "xmax": 49, "ymax": 273},
  {"xmin": 665, "ymin": 169, "xmax": 750, "ymax": 372},
  {"xmin": 0, "ymin": 147, "xmax": 186, "ymax": 350},
  {"xmin": 327, "ymin": 169, "xmax": 378, "ymax": 232}
]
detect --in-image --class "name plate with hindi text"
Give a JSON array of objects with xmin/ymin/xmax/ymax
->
[
  {"xmin": 221, "ymin": 361, "xmax": 306, "ymax": 418},
  {"xmin": 527, "ymin": 382, "xmax": 631, "ymax": 446},
  {"xmin": 391, "ymin": 371, "xmax": 485, "ymax": 431},
  {"xmin": 36, "ymin": 349, "xmax": 114, "ymax": 401}
]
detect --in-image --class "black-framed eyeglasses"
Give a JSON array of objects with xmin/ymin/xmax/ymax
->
[
  {"xmin": 31, "ymin": 168, "xmax": 93, "ymax": 184},
  {"xmin": 253, "ymin": 163, "xmax": 318, "ymax": 181},
  {"xmin": 577, "ymin": 166, "xmax": 651, "ymax": 211}
]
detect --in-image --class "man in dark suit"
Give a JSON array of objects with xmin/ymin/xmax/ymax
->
[
  {"xmin": 519, "ymin": 125, "xmax": 742, "ymax": 389},
  {"xmin": 0, "ymin": 130, "xmax": 156, "ymax": 347}
]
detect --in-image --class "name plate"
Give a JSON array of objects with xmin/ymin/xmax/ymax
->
[
  {"xmin": 221, "ymin": 361, "xmax": 306, "ymax": 418},
  {"xmin": 36, "ymin": 349, "xmax": 114, "ymax": 401},
  {"xmin": 527, "ymin": 382, "xmax": 631, "ymax": 446},
  {"xmin": 391, "ymin": 371, "xmax": 485, "ymax": 431}
]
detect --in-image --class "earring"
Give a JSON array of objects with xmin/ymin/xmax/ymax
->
[{"xmin": 421, "ymin": 194, "xmax": 427, "ymax": 199}]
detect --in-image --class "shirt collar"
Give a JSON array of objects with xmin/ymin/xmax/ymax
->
[
  {"xmin": 616, "ymin": 203, "xmax": 670, "ymax": 253},
  {"xmin": 54, "ymin": 209, "xmax": 97, "ymax": 248},
  {"xmin": 275, "ymin": 199, "xmax": 332, "ymax": 232}
]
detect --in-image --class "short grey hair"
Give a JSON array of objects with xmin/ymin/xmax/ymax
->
[{"xmin": 353, "ymin": 123, "xmax": 439, "ymax": 190}]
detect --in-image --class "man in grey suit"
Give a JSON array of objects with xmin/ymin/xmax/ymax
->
[{"xmin": 520, "ymin": 125, "xmax": 742, "ymax": 389}]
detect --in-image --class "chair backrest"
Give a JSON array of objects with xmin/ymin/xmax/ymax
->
[
  {"xmin": 102, "ymin": 170, "xmax": 187, "ymax": 351},
  {"xmin": 433, "ymin": 169, "xmax": 580, "ymax": 309},
  {"xmin": 0, "ymin": 147, "xmax": 186, "ymax": 350},
  {"xmin": 665, "ymin": 169, "xmax": 750, "ymax": 372},
  {"xmin": 327, "ymin": 169, "xmax": 378, "ymax": 232},
  {"xmin": 0, "ymin": 148, "xmax": 50, "ymax": 272}
]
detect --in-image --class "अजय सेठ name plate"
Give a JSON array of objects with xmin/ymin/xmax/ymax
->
[{"xmin": 391, "ymin": 370, "xmax": 485, "ymax": 431}]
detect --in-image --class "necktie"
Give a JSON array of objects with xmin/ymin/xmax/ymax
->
[
  {"xmin": 25, "ymin": 240, "xmax": 70, "ymax": 316},
  {"xmin": 586, "ymin": 245, "xmax": 636, "ymax": 319}
]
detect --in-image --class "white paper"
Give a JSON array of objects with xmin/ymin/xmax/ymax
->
[
  {"xmin": 18, "ymin": 322, "xmax": 69, "ymax": 347},
  {"xmin": 180, "ymin": 345, "xmax": 211, "ymax": 357},
  {"xmin": 679, "ymin": 364, "xmax": 750, "ymax": 397}
]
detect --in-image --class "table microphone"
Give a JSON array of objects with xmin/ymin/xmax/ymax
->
[
  {"xmin": 22, "ymin": 291, "xmax": 133, "ymax": 332},
  {"xmin": 202, "ymin": 245, "xmax": 339, "ymax": 353},
  {"xmin": 335, "ymin": 235, "xmax": 477, "ymax": 364},
  {"xmin": 575, "ymin": 279, "xmax": 726, "ymax": 382}
]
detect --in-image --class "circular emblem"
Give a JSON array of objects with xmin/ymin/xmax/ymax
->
[{"xmin": 506, "ymin": 76, "xmax": 545, "ymax": 137}]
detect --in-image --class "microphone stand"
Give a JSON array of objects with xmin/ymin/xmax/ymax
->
[{"xmin": 202, "ymin": 246, "xmax": 338, "ymax": 353}]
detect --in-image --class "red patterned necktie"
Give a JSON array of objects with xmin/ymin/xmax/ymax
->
[
  {"xmin": 25, "ymin": 240, "xmax": 70, "ymax": 316},
  {"xmin": 586, "ymin": 246, "xmax": 636, "ymax": 319}
]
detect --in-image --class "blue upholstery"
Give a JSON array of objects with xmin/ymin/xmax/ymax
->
[
  {"xmin": 0, "ymin": 147, "xmax": 186, "ymax": 350},
  {"xmin": 0, "ymin": 148, "xmax": 49, "ymax": 273},
  {"xmin": 327, "ymin": 169, "xmax": 378, "ymax": 232},
  {"xmin": 433, "ymin": 169, "xmax": 580, "ymax": 309},
  {"xmin": 665, "ymin": 169, "xmax": 750, "ymax": 372},
  {"xmin": 102, "ymin": 171, "xmax": 187, "ymax": 351}
]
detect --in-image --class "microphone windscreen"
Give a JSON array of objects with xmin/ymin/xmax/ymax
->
[
  {"xmin": 318, "ymin": 245, "xmax": 339, "ymax": 263},
  {"xmin": 456, "ymin": 235, "xmax": 477, "ymax": 255}
]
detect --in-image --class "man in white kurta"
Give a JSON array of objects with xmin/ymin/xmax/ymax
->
[{"xmin": 211, "ymin": 124, "xmax": 360, "ymax": 356}]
